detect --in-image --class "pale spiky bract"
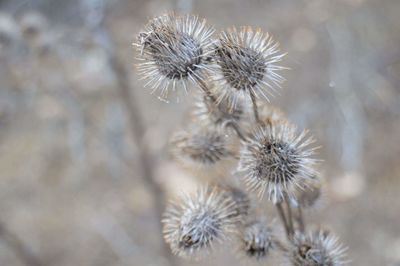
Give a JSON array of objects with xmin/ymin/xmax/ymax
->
[
  {"xmin": 171, "ymin": 126, "xmax": 232, "ymax": 166},
  {"xmin": 136, "ymin": 14, "xmax": 214, "ymax": 101},
  {"xmin": 212, "ymin": 27, "xmax": 286, "ymax": 106},
  {"xmin": 162, "ymin": 187, "xmax": 238, "ymax": 258},
  {"xmin": 287, "ymin": 229, "xmax": 348, "ymax": 266},
  {"xmin": 237, "ymin": 122, "xmax": 318, "ymax": 203},
  {"xmin": 240, "ymin": 220, "xmax": 275, "ymax": 261}
]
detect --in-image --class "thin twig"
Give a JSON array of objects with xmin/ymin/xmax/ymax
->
[
  {"xmin": 275, "ymin": 202, "xmax": 290, "ymax": 239},
  {"xmin": 194, "ymin": 76, "xmax": 218, "ymax": 104},
  {"xmin": 0, "ymin": 223, "xmax": 44, "ymax": 266},
  {"xmin": 249, "ymin": 90, "xmax": 261, "ymax": 124},
  {"xmin": 296, "ymin": 206, "xmax": 305, "ymax": 233},
  {"xmin": 226, "ymin": 122, "xmax": 247, "ymax": 141},
  {"xmin": 285, "ymin": 198, "xmax": 294, "ymax": 236}
]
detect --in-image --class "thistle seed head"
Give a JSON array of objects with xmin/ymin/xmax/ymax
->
[
  {"xmin": 212, "ymin": 27, "xmax": 286, "ymax": 103},
  {"xmin": 193, "ymin": 89, "xmax": 247, "ymax": 127},
  {"xmin": 241, "ymin": 220, "xmax": 275, "ymax": 260},
  {"xmin": 135, "ymin": 14, "xmax": 214, "ymax": 101},
  {"xmin": 171, "ymin": 126, "xmax": 233, "ymax": 166},
  {"xmin": 288, "ymin": 229, "xmax": 348, "ymax": 266},
  {"xmin": 162, "ymin": 186, "xmax": 238, "ymax": 258},
  {"xmin": 237, "ymin": 121, "xmax": 318, "ymax": 203}
]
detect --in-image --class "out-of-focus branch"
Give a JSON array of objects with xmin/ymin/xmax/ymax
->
[
  {"xmin": 80, "ymin": 1, "xmax": 176, "ymax": 265},
  {"xmin": 109, "ymin": 46, "xmax": 177, "ymax": 266},
  {"xmin": 0, "ymin": 222, "xmax": 44, "ymax": 266}
]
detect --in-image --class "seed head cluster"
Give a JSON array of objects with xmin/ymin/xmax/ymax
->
[
  {"xmin": 136, "ymin": 13, "xmax": 350, "ymax": 265},
  {"xmin": 237, "ymin": 122, "xmax": 318, "ymax": 203}
]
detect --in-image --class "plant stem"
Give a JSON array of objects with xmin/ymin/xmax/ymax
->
[
  {"xmin": 297, "ymin": 206, "xmax": 305, "ymax": 233},
  {"xmin": 285, "ymin": 198, "xmax": 294, "ymax": 236},
  {"xmin": 194, "ymin": 76, "xmax": 218, "ymax": 104},
  {"xmin": 276, "ymin": 202, "xmax": 290, "ymax": 239},
  {"xmin": 226, "ymin": 122, "xmax": 247, "ymax": 141},
  {"xmin": 249, "ymin": 90, "xmax": 261, "ymax": 124}
]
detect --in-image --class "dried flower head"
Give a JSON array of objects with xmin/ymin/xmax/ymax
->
[
  {"xmin": 193, "ymin": 89, "xmax": 247, "ymax": 127},
  {"xmin": 287, "ymin": 229, "xmax": 348, "ymax": 266},
  {"xmin": 212, "ymin": 27, "xmax": 286, "ymax": 105},
  {"xmin": 240, "ymin": 220, "xmax": 275, "ymax": 261},
  {"xmin": 171, "ymin": 126, "xmax": 233, "ymax": 166},
  {"xmin": 237, "ymin": 122, "xmax": 318, "ymax": 203},
  {"xmin": 163, "ymin": 186, "xmax": 238, "ymax": 258},
  {"xmin": 135, "ymin": 14, "xmax": 214, "ymax": 101}
]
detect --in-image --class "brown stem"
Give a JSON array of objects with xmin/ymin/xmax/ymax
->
[
  {"xmin": 249, "ymin": 90, "xmax": 261, "ymax": 124},
  {"xmin": 297, "ymin": 206, "xmax": 305, "ymax": 233},
  {"xmin": 275, "ymin": 202, "xmax": 290, "ymax": 239},
  {"xmin": 226, "ymin": 122, "xmax": 247, "ymax": 141},
  {"xmin": 0, "ymin": 223, "xmax": 44, "ymax": 266},
  {"xmin": 194, "ymin": 76, "xmax": 218, "ymax": 104},
  {"xmin": 285, "ymin": 198, "xmax": 294, "ymax": 236}
]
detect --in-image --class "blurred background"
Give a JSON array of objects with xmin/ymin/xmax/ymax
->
[{"xmin": 0, "ymin": 0, "xmax": 399, "ymax": 265}]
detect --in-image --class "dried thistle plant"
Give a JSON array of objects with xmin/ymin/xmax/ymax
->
[{"xmin": 135, "ymin": 12, "xmax": 349, "ymax": 265}]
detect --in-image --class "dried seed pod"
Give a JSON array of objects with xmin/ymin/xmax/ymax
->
[
  {"xmin": 287, "ymin": 229, "xmax": 348, "ymax": 266},
  {"xmin": 163, "ymin": 186, "xmax": 238, "ymax": 258},
  {"xmin": 240, "ymin": 220, "xmax": 275, "ymax": 261},
  {"xmin": 193, "ymin": 89, "xmax": 247, "ymax": 128},
  {"xmin": 171, "ymin": 126, "xmax": 233, "ymax": 167},
  {"xmin": 135, "ymin": 13, "xmax": 214, "ymax": 101},
  {"xmin": 237, "ymin": 121, "xmax": 318, "ymax": 203},
  {"xmin": 212, "ymin": 27, "xmax": 286, "ymax": 106}
]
